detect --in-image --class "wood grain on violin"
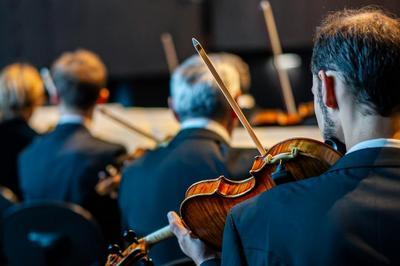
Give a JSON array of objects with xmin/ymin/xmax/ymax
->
[{"xmin": 180, "ymin": 138, "xmax": 341, "ymax": 249}]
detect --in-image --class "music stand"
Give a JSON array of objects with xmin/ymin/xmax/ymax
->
[{"xmin": 2, "ymin": 201, "xmax": 104, "ymax": 266}]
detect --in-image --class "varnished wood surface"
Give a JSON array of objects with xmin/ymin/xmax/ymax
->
[{"xmin": 180, "ymin": 138, "xmax": 342, "ymax": 250}]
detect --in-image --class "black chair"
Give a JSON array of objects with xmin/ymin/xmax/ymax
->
[
  {"xmin": 2, "ymin": 201, "xmax": 104, "ymax": 266},
  {"xmin": 0, "ymin": 186, "xmax": 18, "ymax": 264}
]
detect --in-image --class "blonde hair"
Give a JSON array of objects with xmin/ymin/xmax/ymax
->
[
  {"xmin": 0, "ymin": 63, "xmax": 44, "ymax": 120},
  {"xmin": 210, "ymin": 53, "xmax": 251, "ymax": 92}
]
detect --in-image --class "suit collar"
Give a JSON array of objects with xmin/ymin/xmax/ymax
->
[
  {"xmin": 346, "ymin": 138, "xmax": 400, "ymax": 154},
  {"xmin": 58, "ymin": 114, "xmax": 91, "ymax": 129},
  {"xmin": 169, "ymin": 128, "xmax": 229, "ymax": 147},
  {"xmin": 53, "ymin": 122, "xmax": 89, "ymax": 134},
  {"xmin": 328, "ymin": 147, "xmax": 400, "ymax": 172},
  {"xmin": 180, "ymin": 118, "xmax": 231, "ymax": 144}
]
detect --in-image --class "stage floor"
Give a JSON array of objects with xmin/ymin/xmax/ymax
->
[{"xmin": 30, "ymin": 105, "xmax": 322, "ymax": 151}]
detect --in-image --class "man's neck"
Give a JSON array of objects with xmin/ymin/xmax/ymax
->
[
  {"xmin": 59, "ymin": 105, "xmax": 93, "ymax": 126},
  {"xmin": 343, "ymin": 113, "xmax": 400, "ymax": 151}
]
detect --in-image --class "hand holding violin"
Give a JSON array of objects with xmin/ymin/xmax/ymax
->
[{"xmin": 168, "ymin": 212, "xmax": 218, "ymax": 266}]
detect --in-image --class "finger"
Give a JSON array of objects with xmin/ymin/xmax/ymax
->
[{"xmin": 167, "ymin": 211, "xmax": 190, "ymax": 237}]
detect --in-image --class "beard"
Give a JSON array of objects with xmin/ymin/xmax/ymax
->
[{"xmin": 317, "ymin": 81, "xmax": 336, "ymax": 141}]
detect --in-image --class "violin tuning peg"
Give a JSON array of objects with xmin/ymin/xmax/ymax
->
[
  {"xmin": 107, "ymin": 244, "xmax": 123, "ymax": 257},
  {"xmin": 123, "ymin": 229, "xmax": 139, "ymax": 244}
]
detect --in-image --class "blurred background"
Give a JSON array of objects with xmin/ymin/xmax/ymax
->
[{"xmin": 1, "ymin": 0, "xmax": 399, "ymax": 108}]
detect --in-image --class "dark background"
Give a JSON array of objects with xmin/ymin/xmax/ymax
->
[{"xmin": 1, "ymin": 0, "xmax": 399, "ymax": 107}]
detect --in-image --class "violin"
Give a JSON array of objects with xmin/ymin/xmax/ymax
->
[
  {"xmin": 104, "ymin": 38, "xmax": 342, "ymax": 265},
  {"xmin": 96, "ymin": 147, "xmax": 148, "ymax": 198},
  {"xmin": 95, "ymin": 107, "xmax": 166, "ymax": 198},
  {"xmin": 250, "ymin": 1, "xmax": 315, "ymax": 126},
  {"xmin": 105, "ymin": 137, "xmax": 341, "ymax": 265},
  {"xmin": 181, "ymin": 137, "xmax": 341, "ymax": 249}
]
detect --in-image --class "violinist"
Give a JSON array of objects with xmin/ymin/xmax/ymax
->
[
  {"xmin": 118, "ymin": 55, "xmax": 257, "ymax": 265},
  {"xmin": 0, "ymin": 63, "xmax": 45, "ymax": 199},
  {"xmin": 18, "ymin": 49, "xmax": 127, "ymax": 243},
  {"xmin": 169, "ymin": 8, "xmax": 400, "ymax": 266}
]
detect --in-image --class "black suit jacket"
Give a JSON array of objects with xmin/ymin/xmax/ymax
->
[
  {"xmin": 0, "ymin": 118, "xmax": 37, "ymax": 199},
  {"xmin": 119, "ymin": 128, "xmax": 257, "ymax": 265},
  {"xmin": 19, "ymin": 123, "xmax": 126, "ymax": 242},
  {"xmin": 203, "ymin": 147, "xmax": 400, "ymax": 266}
]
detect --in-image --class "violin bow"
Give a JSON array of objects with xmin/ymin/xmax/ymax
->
[
  {"xmin": 161, "ymin": 32, "xmax": 179, "ymax": 74},
  {"xmin": 260, "ymin": 1, "xmax": 297, "ymax": 114},
  {"xmin": 98, "ymin": 106, "xmax": 162, "ymax": 145},
  {"xmin": 40, "ymin": 68, "xmax": 59, "ymax": 105},
  {"xmin": 192, "ymin": 38, "xmax": 267, "ymax": 157}
]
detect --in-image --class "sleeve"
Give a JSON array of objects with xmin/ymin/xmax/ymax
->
[
  {"xmin": 201, "ymin": 259, "xmax": 221, "ymax": 266},
  {"xmin": 220, "ymin": 212, "xmax": 247, "ymax": 266}
]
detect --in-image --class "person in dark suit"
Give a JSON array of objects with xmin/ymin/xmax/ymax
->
[
  {"xmin": 118, "ymin": 55, "xmax": 257, "ymax": 265},
  {"xmin": 168, "ymin": 8, "xmax": 400, "ymax": 266},
  {"xmin": 19, "ymin": 50, "xmax": 126, "ymax": 242},
  {"xmin": 0, "ymin": 64, "xmax": 45, "ymax": 199}
]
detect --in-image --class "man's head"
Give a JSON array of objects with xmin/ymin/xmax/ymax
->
[
  {"xmin": 311, "ymin": 8, "xmax": 400, "ymax": 143},
  {"xmin": 170, "ymin": 55, "xmax": 240, "ymax": 130},
  {"xmin": 210, "ymin": 53, "xmax": 251, "ymax": 93},
  {"xmin": 0, "ymin": 63, "xmax": 44, "ymax": 121},
  {"xmin": 52, "ymin": 49, "xmax": 107, "ymax": 115}
]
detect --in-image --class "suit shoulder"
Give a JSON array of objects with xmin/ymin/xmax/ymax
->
[
  {"xmin": 89, "ymin": 135, "xmax": 126, "ymax": 154},
  {"xmin": 231, "ymin": 175, "xmax": 328, "ymax": 226}
]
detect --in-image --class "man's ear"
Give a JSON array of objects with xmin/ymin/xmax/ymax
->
[
  {"xmin": 96, "ymin": 88, "xmax": 110, "ymax": 104},
  {"xmin": 318, "ymin": 70, "xmax": 338, "ymax": 109},
  {"xmin": 168, "ymin": 97, "xmax": 180, "ymax": 122}
]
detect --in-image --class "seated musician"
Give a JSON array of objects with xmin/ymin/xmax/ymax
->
[
  {"xmin": 18, "ymin": 49, "xmax": 126, "ymax": 242},
  {"xmin": 168, "ymin": 8, "xmax": 400, "ymax": 266},
  {"xmin": 118, "ymin": 55, "xmax": 257, "ymax": 265},
  {"xmin": 0, "ymin": 63, "xmax": 44, "ymax": 199}
]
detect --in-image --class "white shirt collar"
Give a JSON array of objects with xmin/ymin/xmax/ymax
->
[
  {"xmin": 180, "ymin": 118, "xmax": 231, "ymax": 144},
  {"xmin": 346, "ymin": 138, "xmax": 400, "ymax": 154},
  {"xmin": 58, "ymin": 114, "xmax": 91, "ymax": 128}
]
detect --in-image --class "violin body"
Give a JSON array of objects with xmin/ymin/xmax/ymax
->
[{"xmin": 180, "ymin": 138, "xmax": 342, "ymax": 250}]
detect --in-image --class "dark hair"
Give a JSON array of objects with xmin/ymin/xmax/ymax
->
[
  {"xmin": 311, "ymin": 8, "xmax": 400, "ymax": 116},
  {"xmin": 52, "ymin": 49, "xmax": 107, "ymax": 110}
]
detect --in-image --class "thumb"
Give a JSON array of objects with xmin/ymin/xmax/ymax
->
[{"xmin": 167, "ymin": 211, "xmax": 190, "ymax": 237}]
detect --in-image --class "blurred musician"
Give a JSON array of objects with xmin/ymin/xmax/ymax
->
[
  {"xmin": 210, "ymin": 53, "xmax": 255, "ymax": 112},
  {"xmin": 18, "ymin": 50, "xmax": 126, "ymax": 242},
  {"xmin": 118, "ymin": 55, "xmax": 257, "ymax": 265},
  {"xmin": 0, "ymin": 64, "xmax": 44, "ymax": 199},
  {"xmin": 169, "ymin": 8, "xmax": 400, "ymax": 266}
]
